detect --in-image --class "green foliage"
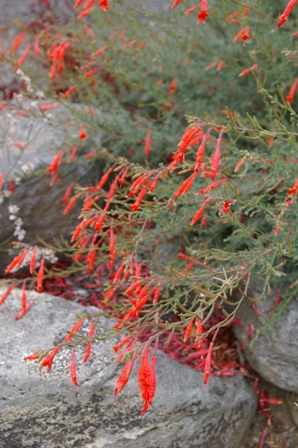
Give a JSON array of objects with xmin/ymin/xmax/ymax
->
[{"xmin": 2, "ymin": 0, "xmax": 298, "ymax": 401}]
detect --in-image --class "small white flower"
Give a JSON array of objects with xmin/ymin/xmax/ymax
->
[
  {"xmin": 14, "ymin": 229, "xmax": 26, "ymax": 241},
  {"xmin": 8, "ymin": 205, "xmax": 20, "ymax": 214},
  {"xmin": 15, "ymin": 217, "xmax": 23, "ymax": 227}
]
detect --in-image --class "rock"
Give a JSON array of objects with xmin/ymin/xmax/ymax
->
[
  {"xmin": 0, "ymin": 287, "xmax": 257, "ymax": 448},
  {"xmin": 0, "ymin": 169, "xmax": 91, "ymax": 274},
  {"xmin": 233, "ymin": 281, "xmax": 298, "ymax": 394},
  {"xmin": 0, "ymin": 100, "xmax": 102, "ymax": 274},
  {"xmin": 0, "ymin": 0, "xmax": 71, "ymax": 26},
  {"xmin": 241, "ymin": 379, "xmax": 298, "ymax": 448}
]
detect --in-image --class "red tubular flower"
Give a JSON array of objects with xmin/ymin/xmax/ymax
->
[
  {"xmin": 174, "ymin": 172, "xmax": 197, "ymax": 199},
  {"xmin": 83, "ymin": 320, "xmax": 95, "ymax": 362},
  {"xmin": 123, "ymin": 280, "xmax": 142, "ymax": 296},
  {"xmin": 37, "ymin": 259, "xmax": 45, "ymax": 293},
  {"xmin": 241, "ymin": 26, "xmax": 250, "ymax": 41},
  {"xmin": 233, "ymin": 27, "xmax": 250, "ymax": 43},
  {"xmin": 107, "ymin": 176, "xmax": 118, "ymax": 201},
  {"xmin": 86, "ymin": 249, "xmax": 96, "ymax": 274},
  {"xmin": 130, "ymin": 183, "xmax": 150, "ymax": 211},
  {"xmin": 109, "ymin": 227, "xmax": 115, "ymax": 254},
  {"xmin": 4, "ymin": 249, "xmax": 27, "ymax": 275},
  {"xmin": 234, "ymin": 157, "xmax": 246, "ymax": 172},
  {"xmin": 99, "ymin": 0, "xmax": 109, "ymax": 12},
  {"xmin": 288, "ymin": 179, "xmax": 298, "ymax": 195},
  {"xmin": 48, "ymin": 150, "xmax": 63, "ymax": 174},
  {"xmin": 108, "ymin": 249, "xmax": 116, "ymax": 271},
  {"xmin": 0, "ymin": 283, "xmax": 18, "ymax": 305},
  {"xmin": 129, "ymin": 290, "xmax": 154, "ymax": 317},
  {"xmin": 194, "ymin": 134, "xmax": 208, "ymax": 172},
  {"xmin": 89, "ymin": 320, "xmax": 95, "ymax": 337},
  {"xmin": 63, "ymin": 193, "xmax": 80, "ymax": 214},
  {"xmin": 118, "ymin": 166, "xmax": 130, "ymax": 188},
  {"xmin": 18, "ymin": 43, "xmax": 31, "ymax": 67},
  {"xmin": 114, "ymin": 360, "xmax": 135, "ymax": 400},
  {"xmin": 210, "ymin": 137, "xmax": 221, "ymax": 180},
  {"xmin": 83, "ymin": 344, "xmax": 92, "ymax": 363},
  {"xmin": 138, "ymin": 349, "xmax": 157, "ymax": 416},
  {"xmin": 195, "ymin": 319, "xmax": 203, "ymax": 349},
  {"xmin": 25, "ymin": 353, "xmax": 40, "ymax": 361},
  {"xmin": 129, "ymin": 173, "xmax": 150, "ymax": 196},
  {"xmin": 79, "ymin": 125, "xmax": 87, "ymax": 139},
  {"xmin": 41, "ymin": 103, "xmax": 60, "ymax": 112},
  {"xmin": 286, "ymin": 78, "xmax": 298, "ymax": 103},
  {"xmin": 217, "ymin": 61, "xmax": 223, "ymax": 71},
  {"xmin": 13, "ymin": 142, "xmax": 24, "ymax": 150},
  {"xmin": 11, "ymin": 33, "xmax": 27, "ymax": 52},
  {"xmin": 198, "ymin": 0, "xmax": 208, "ymax": 23},
  {"xmin": 226, "ymin": 11, "xmax": 240, "ymax": 21},
  {"xmin": 153, "ymin": 287, "xmax": 161, "ymax": 304},
  {"xmin": 85, "ymin": 68, "xmax": 98, "ymax": 78},
  {"xmin": 95, "ymin": 167, "xmax": 113, "ymax": 190},
  {"xmin": 64, "ymin": 317, "xmax": 85, "ymax": 342},
  {"xmin": 276, "ymin": 0, "xmax": 297, "ymax": 29},
  {"xmin": 149, "ymin": 175, "xmax": 160, "ymax": 193},
  {"xmin": 200, "ymin": 178, "xmax": 227, "ymax": 194},
  {"xmin": 113, "ymin": 335, "xmax": 131, "ymax": 353},
  {"xmin": 204, "ymin": 341, "xmax": 214, "ymax": 384},
  {"xmin": 83, "ymin": 0, "xmax": 95, "ymax": 8},
  {"xmin": 9, "ymin": 181, "xmax": 15, "ymax": 194},
  {"xmin": 201, "ymin": 216, "xmax": 208, "ymax": 228},
  {"xmin": 113, "ymin": 262, "xmax": 125, "ymax": 284},
  {"xmin": 68, "ymin": 147, "xmax": 77, "ymax": 163},
  {"xmin": 189, "ymin": 132, "xmax": 203, "ymax": 147},
  {"xmin": 21, "ymin": 282, "xmax": 27, "ymax": 310},
  {"xmin": 172, "ymin": 0, "xmax": 182, "ymax": 8},
  {"xmin": 78, "ymin": 7, "xmax": 94, "ymax": 18},
  {"xmin": 174, "ymin": 127, "xmax": 200, "ymax": 162},
  {"xmin": 95, "ymin": 213, "xmax": 106, "ymax": 232},
  {"xmin": 39, "ymin": 346, "xmax": 61, "ymax": 372},
  {"xmin": 64, "ymin": 86, "xmax": 76, "ymax": 99},
  {"xmin": 34, "ymin": 36, "xmax": 40, "ymax": 57},
  {"xmin": 70, "ymin": 351, "xmax": 78, "ymax": 386},
  {"xmin": 184, "ymin": 318, "xmax": 195, "ymax": 342},
  {"xmin": 62, "ymin": 182, "xmax": 75, "ymax": 205},
  {"xmin": 222, "ymin": 201, "xmax": 232, "ymax": 214},
  {"xmin": 94, "ymin": 45, "xmax": 108, "ymax": 56},
  {"xmin": 238, "ymin": 63, "xmax": 258, "ymax": 77},
  {"xmin": 205, "ymin": 62, "xmax": 216, "ymax": 71},
  {"xmin": 168, "ymin": 77, "xmax": 177, "ymax": 93},
  {"xmin": 184, "ymin": 5, "xmax": 200, "ymax": 15},
  {"xmin": 190, "ymin": 198, "xmax": 210, "ymax": 227},
  {"xmin": 15, "ymin": 283, "xmax": 33, "ymax": 320},
  {"xmin": 145, "ymin": 128, "xmax": 151, "ymax": 158},
  {"xmin": 29, "ymin": 248, "xmax": 36, "ymax": 274},
  {"xmin": 103, "ymin": 285, "xmax": 117, "ymax": 303}
]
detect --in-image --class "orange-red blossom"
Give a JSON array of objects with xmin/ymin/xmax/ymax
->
[
  {"xmin": 138, "ymin": 348, "xmax": 157, "ymax": 416},
  {"xmin": 275, "ymin": 0, "xmax": 297, "ymax": 29}
]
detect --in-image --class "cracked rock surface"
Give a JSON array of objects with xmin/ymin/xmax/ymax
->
[{"xmin": 0, "ymin": 287, "xmax": 257, "ymax": 448}]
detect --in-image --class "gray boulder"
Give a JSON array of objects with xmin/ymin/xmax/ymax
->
[
  {"xmin": 233, "ymin": 282, "xmax": 298, "ymax": 394},
  {"xmin": 0, "ymin": 0, "xmax": 72, "ymax": 26},
  {"xmin": 0, "ymin": 100, "xmax": 102, "ymax": 274},
  {"xmin": 0, "ymin": 287, "xmax": 257, "ymax": 448}
]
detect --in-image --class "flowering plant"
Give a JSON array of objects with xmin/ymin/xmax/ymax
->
[{"xmin": 1, "ymin": 0, "xmax": 298, "ymax": 421}]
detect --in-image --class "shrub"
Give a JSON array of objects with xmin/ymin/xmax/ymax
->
[{"xmin": 1, "ymin": 0, "xmax": 298, "ymax": 417}]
